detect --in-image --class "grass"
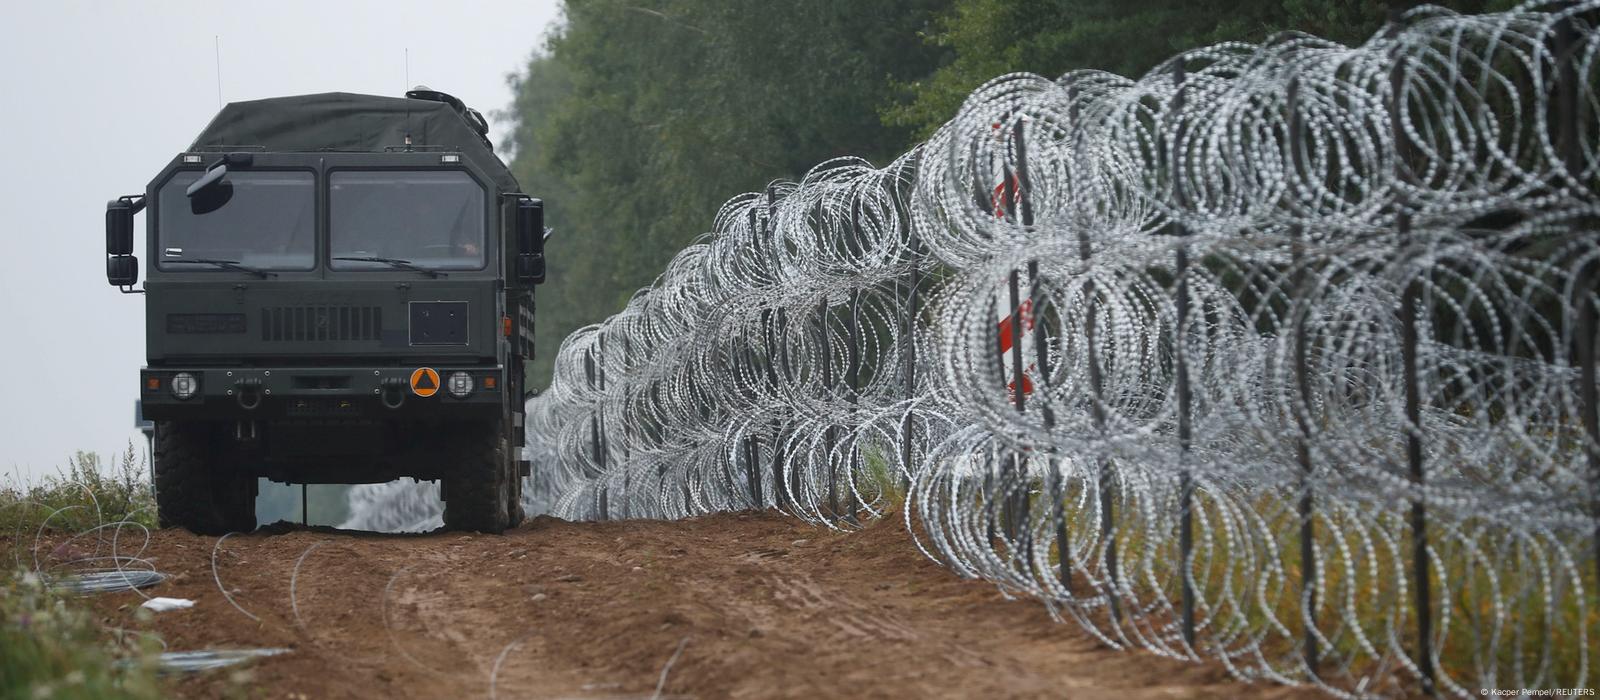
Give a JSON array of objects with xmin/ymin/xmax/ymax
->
[
  {"xmin": 1, "ymin": 444, "xmax": 157, "ymax": 536},
  {"xmin": 0, "ymin": 569, "xmax": 165, "ymax": 700},
  {"xmin": 859, "ymin": 442, "xmax": 908, "ymax": 512},
  {"xmin": 0, "ymin": 446, "xmax": 167, "ymax": 700},
  {"xmin": 977, "ymin": 476, "xmax": 1597, "ymax": 695}
]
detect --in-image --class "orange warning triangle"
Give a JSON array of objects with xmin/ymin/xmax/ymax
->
[{"xmin": 410, "ymin": 367, "xmax": 441, "ymax": 397}]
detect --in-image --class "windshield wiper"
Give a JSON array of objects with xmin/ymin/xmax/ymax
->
[
  {"xmin": 165, "ymin": 258, "xmax": 276, "ymax": 278},
  {"xmin": 333, "ymin": 256, "xmax": 447, "ymax": 278}
]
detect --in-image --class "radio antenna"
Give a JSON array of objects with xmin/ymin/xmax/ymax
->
[
  {"xmin": 404, "ymin": 47, "xmax": 413, "ymax": 149},
  {"xmin": 214, "ymin": 36, "xmax": 223, "ymax": 108}
]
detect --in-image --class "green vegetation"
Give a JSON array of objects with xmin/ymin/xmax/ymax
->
[
  {"xmin": 1, "ymin": 446, "xmax": 155, "ymax": 535},
  {"xmin": 503, "ymin": 0, "xmax": 952, "ymax": 388},
  {"xmin": 855, "ymin": 443, "xmax": 908, "ymax": 514},
  {"xmin": 883, "ymin": 0, "xmax": 1414, "ymax": 137},
  {"xmin": 1, "ymin": 448, "xmax": 165, "ymax": 699},
  {"xmin": 1, "ymin": 446, "xmax": 351, "ymax": 532},
  {"xmin": 0, "ymin": 571, "xmax": 165, "ymax": 700},
  {"xmin": 1029, "ymin": 486, "xmax": 1599, "ymax": 692}
]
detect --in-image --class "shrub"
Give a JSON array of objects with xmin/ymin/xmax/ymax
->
[{"xmin": 0, "ymin": 443, "xmax": 156, "ymax": 536}]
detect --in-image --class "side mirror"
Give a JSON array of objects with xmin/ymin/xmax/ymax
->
[
  {"xmin": 515, "ymin": 198, "xmax": 544, "ymax": 255},
  {"xmin": 106, "ymin": 196, "xmax": 144, "ymax": 289},
  {"xmin": 187, "ymin": 164, "xmax": 235, "ymax": 215},
  {"xmin": 515, "ymin": 198, "xmax": 546, "ymax": 285},
  {"xmin": 186, "ymin": 154, "xmax": 251, "ymax": 215},
  {"xmin": 515, "ymin": 254, "xmax": 546, "ymax": 284},
  {"xmin": 107, "ymin": 255, "xmax": 139, "ymax": 287},
  {"xmin": 106, "ymin": 199, "xmax": 136, "ymax": 256},
  {"xmin": 185, "ymin": 163, "xmax": 228, "ymax": 197}
]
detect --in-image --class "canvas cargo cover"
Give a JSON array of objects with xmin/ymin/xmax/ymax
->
[{"xmin": 188, "ymin": 92, "xmax": 519, "ymax": 192}]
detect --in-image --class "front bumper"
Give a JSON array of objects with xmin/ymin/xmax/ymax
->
[{"xmin": 140, "ymin": 365, "xmax": 504, "ymax": 421}]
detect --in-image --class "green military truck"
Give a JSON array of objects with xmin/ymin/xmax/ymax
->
[{"xmin": 104, "ymin": 89, "xmax": 546, "ymax": 535}]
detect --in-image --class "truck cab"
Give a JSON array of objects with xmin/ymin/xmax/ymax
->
[{"xmin": 104, "ymin": 90, "xmax": 546, "ymax": 534}]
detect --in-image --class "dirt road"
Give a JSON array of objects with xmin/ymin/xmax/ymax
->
[{"xmin": 67, "ymin": 512, "xmax": 1311, "ymax": 699}]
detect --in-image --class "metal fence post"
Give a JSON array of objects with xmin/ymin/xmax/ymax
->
[
  {"xmin": 846, "ymin": 287, "xmax": 862, "ymax": 523},
  {"xmin": 1554, "ymin": 11, "xmax": 1600, "ymax": 603},
  {"xmin": 745, "ymin": 422, "xmax": 761, "ymax": 510},
  {"xmin": 621, "ymin": 333, "xmax": 631, "ymax": 519},
  {"xmin": 1006, "ymin": 267, "xmax": 1028, "ymax": 547},
  {"xmin": 901, "ymin": 234, "xmax": 923, "ymax": 493},
  {"xmin": 586, "ymin": 342, "xmax": 608, "ymax": 520},
  {"xmin": 1027, "ymin": 257, "xmax": 1067, "ymax": 593},
  {"xmin": 1168, "ymin": 59, "xmax": 1198, "ymax": 652},
  {"xmin": 820, "ymin": 296, "xmax": 838, "ymax": 521},
  {"xmin": 1287, "ymin": 76, "xmax": 1320, "ymax": 678},
  {"xmin": 1579, "ymin": 263, "xmax": 1600, "ymax": 617},
  {"xmin": 994, "ymin": 116, "xmax": 1035, "ymax": 566},
  {"xmin": 1583, "ymin": 270, "xmax": 1600, "ymax": 601},
  {"xmin": 1400, "ymin": 210, "xmax": 1434, "ymax": 697},
  {"xmin": 1046, "ymin": 80, "xmax": 1077, "ymax": 595},
  {"xmin": 763, "ymin": 186, "xmax": 789, "ymax": 513},
  {"xmin": 743, "ymin": 207, "xmax": 763, "ymax": 510},
  {"xmin": 1069, "ymin": 109, "xmax": 1119, "ymax": 620},
  {"xmin": 1391, "ymin": 47, "xmax": 1436, "ymax": 695},
  {"xmin": 1012, "ymin": 117, "xmax": 1046, "ymax": 579},
  {"xmin": 769, "ymin": 306, "xmax": 788, "ymax": 513}
]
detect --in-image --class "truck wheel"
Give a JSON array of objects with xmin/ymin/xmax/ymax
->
[
  {"xmin": 507, "ymin": 410, "xmax": 525, "ymax": 528},
  {"xmin": 154, "ymin": 421, "xmax": 257, "ymax": 535},
  {"xmin": 442, "ymin": 421, "xmax": 511, "ymax": 533},
  {"xmin": 508, "ymin": 460, "xmax": 525, "ymax": 528}
]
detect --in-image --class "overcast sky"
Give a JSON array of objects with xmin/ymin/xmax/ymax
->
[{"xmin": 0, "ymin": 0, "xmax": 562, "ymax": 483}]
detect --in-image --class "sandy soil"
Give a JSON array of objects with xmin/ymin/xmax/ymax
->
[{"xmin": 49, "ymin": 512, "xmax": 1316, "ymax": 699}]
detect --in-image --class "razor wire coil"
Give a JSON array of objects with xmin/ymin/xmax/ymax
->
[{"xmin": 350, "ymin": 3, "xmax": 1600, "ymax": 696}]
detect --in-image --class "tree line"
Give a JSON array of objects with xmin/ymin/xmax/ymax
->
[{"xmin": 502, "ymin": 0, "xmax": 1512, "ymax": 389}]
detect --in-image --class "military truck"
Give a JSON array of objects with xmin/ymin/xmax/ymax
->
[{"xmin": 103, "ymin": 89, "xmax": 546, "ymax": 535}]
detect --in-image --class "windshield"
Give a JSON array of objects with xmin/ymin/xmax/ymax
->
[
  {"xmin": 157, "ymin": 171, "xmax": 315, "ymax": 270},
  {"xmin": 330, "ymin": 171, "xmax": 485, "ymax": 271}
]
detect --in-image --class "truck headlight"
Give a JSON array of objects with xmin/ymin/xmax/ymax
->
[
  {"xmin": 447, "ymin": 371, "xmax": 474, "ymax": 399},
  {"xmin": 171, "ymin": 372, "xmax": 199, "ymax": 400}
]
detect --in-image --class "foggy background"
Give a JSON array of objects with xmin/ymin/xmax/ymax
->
[{"xmin": 0, "ymin": 0, "xmax": 561, "ymax": 484}]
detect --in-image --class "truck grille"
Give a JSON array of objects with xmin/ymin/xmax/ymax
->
[{"xmin": 260, "ymin": 306, "xmax": 383, "ymax": 342}]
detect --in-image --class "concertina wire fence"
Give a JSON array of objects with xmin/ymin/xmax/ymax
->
[{"xmin": 351, "ymin": 2, "xmax": 1600, "ymax": 696}]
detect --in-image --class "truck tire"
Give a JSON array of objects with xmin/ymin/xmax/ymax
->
[
  {"xmin": 508, "ymin": 461, "xmax": 525, "ymax": 528},
  {"xmin": 154, "ymin": 421, "xmax": 257, "ymax": 535},
  {"xmin": 442, "ymin": 421, "xmax": 512, "ymax": 533},
  {"xmin": 507, "ymin": 408, "xmax": 525, "ymax": 528}
]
